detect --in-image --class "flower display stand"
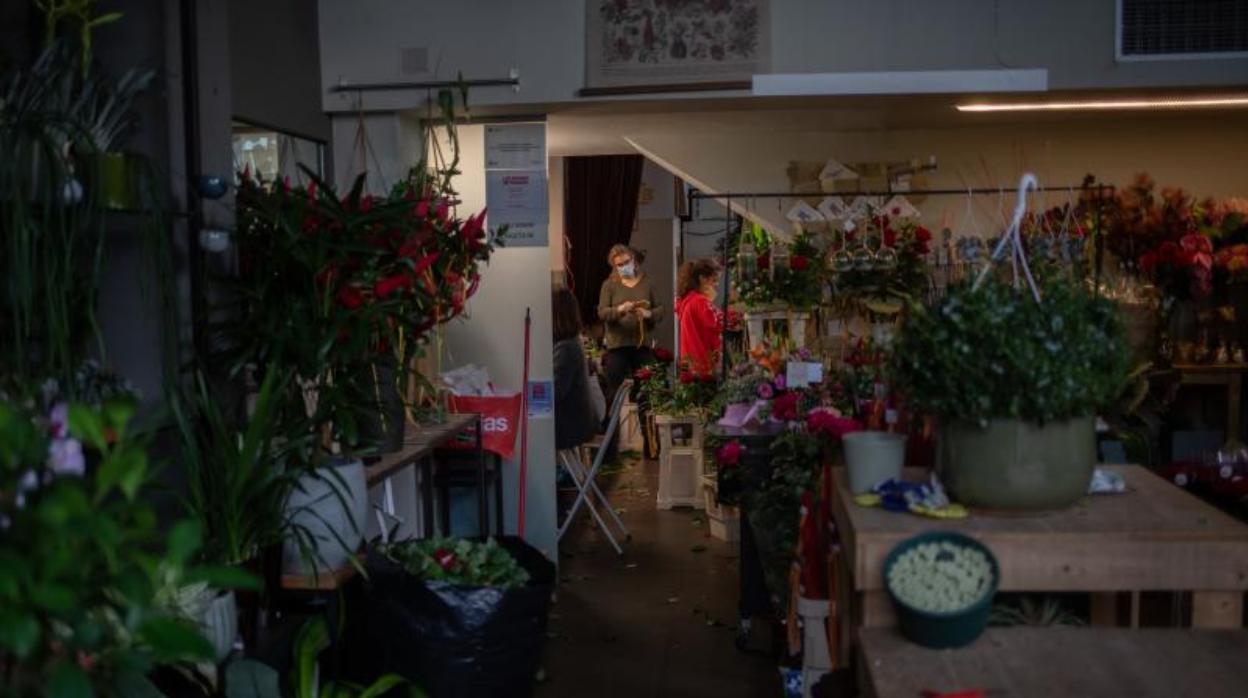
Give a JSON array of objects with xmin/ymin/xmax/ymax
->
[
  {"xmin": 796, "ymin": 596, "xmax": 832, "ymax": 698},
  {"xmin": 701, "ymin": 475, "xmax": 740, "ymax": 542},
  {"xmin": 619, "ymin": 401, "xmax": 643, "ymax": 452},
  {"xmin": 654, "ymin": 414, "xmax": 705, "ymax": 510},
  {"xmin": 743, "ymin": 308, "xmax": 811, "ymax": 351}
]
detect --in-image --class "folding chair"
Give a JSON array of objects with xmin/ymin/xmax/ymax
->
[{"xmin": 557, "ymin": 379, "xmax": 632, "ymax": 554}]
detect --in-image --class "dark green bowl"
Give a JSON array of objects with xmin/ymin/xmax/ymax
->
[{"xmin": 882, "ymin": 531, "xmax": 999, "ymax": 649}]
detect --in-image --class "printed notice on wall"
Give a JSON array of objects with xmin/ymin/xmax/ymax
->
[
  {"xmin": 487, "ymin": 171, "xmax": 548, "ymax": 247},
  {"xmin": 527, "ymin": 380, "xmax": 554, "ymax": 418},
  {"xmin": 485, "ymin": 123, "xmax": 546, "ymax": 170}
]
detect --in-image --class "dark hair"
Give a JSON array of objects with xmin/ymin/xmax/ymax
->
[
  {"xmin": 677, "ymin": 258, "xmax": 719, "ymax": 298},
  {"xmin": 552, "ymin": 288, "xmax": 582, "ymax": 342}
]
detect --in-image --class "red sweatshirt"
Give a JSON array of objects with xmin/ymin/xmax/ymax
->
[{"xmin": 675, "ymin": 291, "xmax": 723, "ymax": 376}]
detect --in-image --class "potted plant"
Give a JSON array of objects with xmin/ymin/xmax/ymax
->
[
  {"xmin": 362, "ymin": 536, "xmax": 555, "ymax": 697},
  {"xmin": 884, "ymin": 531, "xmax": 999, "ymax": 648},
  {"xmin": 172, "ymin": 369, "xmax": 295, "ymax": 659},
  {"xmin": 891, "ymin": 274, "xmax": 1132, "ymax": 510},
  {"xmin": 0, "ymin": 393, "xmax": 243, "ymax": 694}
]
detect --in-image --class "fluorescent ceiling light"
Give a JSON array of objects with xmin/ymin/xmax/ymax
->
[
  {"xmin": 957, "ymin": 95, "xmax": 1248, "ymax": 112},
  {"xmin": 753, "ymin": 69, "xmax": 1048, "ymax": 96}
]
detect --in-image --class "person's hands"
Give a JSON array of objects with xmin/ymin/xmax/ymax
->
[
  {"xmin": 617, "ymin": 301, "xmax": 636, "ymax": 314},
  {"xmin": 638, "ymin": 308, "xmax": 653, "ymax": 319}
]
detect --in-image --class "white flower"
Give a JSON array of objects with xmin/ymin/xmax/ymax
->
[
  {"xmin": 15, "ymin": 469, "xmax": 39, "ymax": 509},
  {"xmin": 48, "ymin": 438, "xmax": 85, "ymax": 478}
]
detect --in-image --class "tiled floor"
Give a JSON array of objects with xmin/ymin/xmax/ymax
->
[{"xmin": 537, "ymin": 456, "xmax": 779, "ymax": 698}]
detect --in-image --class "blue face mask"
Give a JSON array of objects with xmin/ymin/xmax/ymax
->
[{"xmin": 618, "ymin": 262, "xmax": 636, "ymax": 278}]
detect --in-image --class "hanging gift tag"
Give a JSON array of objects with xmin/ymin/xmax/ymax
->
[
  {"xmin": 818, "ymin": 196, "xmax": 849, "ymax": 221},
  {"xmin": 785, "ymin": 200, "xmax": 824, "ymax": 224},
  {"xmin": 883, "ymin": 194, "xmax": 922, "ymax": 220},
  {"xmin": 848, "ymin": 196, "xmax": 874, "ymax": 218},
  {"xmin": 819, "ymin": 159, "xmax": 858, "ymax": 182}
]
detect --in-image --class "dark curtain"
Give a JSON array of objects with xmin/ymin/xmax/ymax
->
[{"xmin": 564, "ymin": 155, "xmax": 645, "ymax": 327}]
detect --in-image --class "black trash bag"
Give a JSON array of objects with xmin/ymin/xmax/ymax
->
[{"xmin": 360, "ymin": 536, "xmax": 555, "ymax": 698}]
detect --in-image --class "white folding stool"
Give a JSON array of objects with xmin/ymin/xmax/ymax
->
[{"xmin": 557, "ymin": 379, "xmax": 632, "ymax": 554}]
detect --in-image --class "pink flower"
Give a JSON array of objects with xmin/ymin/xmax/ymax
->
[
  {"xmin": 49, "ymin": 403, "xmax": 69, "ymax": 439},
  {"xmin": 773, "ymin": 374, "xmax": 787, "ymax": 391},
  {"xmin": 806, "ymin": 409, "xmax": 862, "ymax": 441},
  {"xmin": 757, "ymin": 382, "xmax": 775, "ymax": 400},
  {"xmin": 434, "ymin": 548, "xmax": 458, "ymax": 572}
]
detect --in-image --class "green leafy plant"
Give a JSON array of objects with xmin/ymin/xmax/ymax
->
[
  {"xmin": 224, "ymin": 617, "xmax": 422, "ymax": 698},
  {"xmin": 0, "ymin": 396, "xmax": 243, "ymax": 696},
  {"xmin": 172, "ymin": 369, "xmax": 295, "ymax": 568},
  {"xmin": 990, "ymin": 594, "xmax": 1084, "ymax": 627},
  {"xmin": 890, "ymin": 274, "xmax": 1132, "ymax": 427},
  {"xmin": 379, "ymin": 537, "xmax": 530, "ymax": 589},
  {"xmin": 733, "ymin": 228, "xmax": 825, "ymax": 310},
  {"xmin": 35, "ymin": 0, "xmax": 124, "ymax": 78}
]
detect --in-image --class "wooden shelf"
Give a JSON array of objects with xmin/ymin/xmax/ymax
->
[
  {"xmin": 364, "ymin": 412, "xmax": 479, "ymax": 486},
  {"xmin": 280, "ymin": 554, "xmax": 364, "ymax": 591}
]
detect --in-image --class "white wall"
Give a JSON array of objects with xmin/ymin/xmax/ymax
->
[
  {"xmin": 318, "ymin": 0, "xmax": 1248, "ymax": 114},
  {"xmin": 436, "ymin": 125, "xmax": 558, "ymax": 559}
]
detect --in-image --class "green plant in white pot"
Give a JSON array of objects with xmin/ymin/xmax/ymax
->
[{"xmin": 891, "ymin": 180, "xmax": 1131, "ymax": 511}]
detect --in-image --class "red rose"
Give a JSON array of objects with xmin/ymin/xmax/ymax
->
[
  {"xmin": 772, "ymin": 392, "xmax": 800, "ymax": 421},
  {"xmin": 790, "ymin": 255, "xmax": 809, "ymax": 271},
  {"xmin": 716, "ymin": 441, "xmax": 743, "ymax": 468},
  {"xmin": 915, "ymin": 226, "xmax": 933, "ymax": 243},
  {"xmin": 416, "ymin": 199, "xmax": 431, "ymax": 219},
  {"xmin": 679, "ymin": 371, "xmax": 695, "ymax": 384},
  {"xmin": 634, "ymin": 368, "xmax": 653, "ymax": 381},
  {"xmin": 806, "ymin": 409, "xmax": 862, "ymax": 441},
  {"xmin": 433, "ymin": 548, "xmax": 458, "ymax": 572},
  {"xmin": 654, "ymin": 347, "xmax": 674, "ymax": 363},
  {"xmin": 374, "ymin": 274, "xmax": 413, "ymax": 299},
  {"xmin": 336, "ymin": 285, "xmax": 364, "ymax": 309}
]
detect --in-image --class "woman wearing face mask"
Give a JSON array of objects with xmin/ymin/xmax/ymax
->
[
  {"xmin": 597, "ymin": 244, "xmax": 662, "ymax": 449},
  {"xmin": 674, "ymin": 258, "xmax": 723, "ymax": 378}
]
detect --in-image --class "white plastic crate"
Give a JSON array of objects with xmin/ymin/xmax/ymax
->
[
  {"xmin": 618, "ymin": 401, "xmax": 643, "ymax": 453},
  {"xmin": 655, "ymin": 415, "xmax": 705, "ymax": 510}
]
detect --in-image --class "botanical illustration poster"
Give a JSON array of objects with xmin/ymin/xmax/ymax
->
[{"xmin": 586, "ymin": 0, "xmax": 770, "ymax": 88}]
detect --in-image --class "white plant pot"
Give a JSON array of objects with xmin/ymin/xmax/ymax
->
[
  {"xmin": 199, "ymin": 590, "xmax": 238, "ymax": 663},
  {"xmin": 283, "ymin": 458, "xmax": 369, "ymax": 575},
  {"xmin": 844, "ymin": 431, "xmax": 906, "ymax": 494}
]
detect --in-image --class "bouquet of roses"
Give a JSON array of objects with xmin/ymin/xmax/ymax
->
[
  {"xmin": 733, "ymin": 230, "xmax": 826, "ymax": 310},
  {"xmin": 1215, "ymin": 244, "xmax": 1248, "ymax": 282}
]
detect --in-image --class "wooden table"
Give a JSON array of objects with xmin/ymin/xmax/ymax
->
[
  {"xmin": 280, "ymin": 414, "xmax": 486, "ymax": 591},
  {"xmin": 1173, "ymin": 363, "xmax": 1245, "ymax": 444},
  {"xmin": 860, "ymin": 627, "xmax": 1248, "ymax": 698},
  {"xmin": 832, "ymin": 465, "xmax": 1248, "ymax": 635},
  {"xmin": 366, "ymin": 412, "xmax": 487, "ymax": 538}
]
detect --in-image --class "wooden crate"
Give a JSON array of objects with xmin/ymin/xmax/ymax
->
[
  {"xmin": 701, "ymin": 475, "xmax": 740, "ymax": 542},
  {"xmin": 655, "ymin": 415, "xmax": 705, "ymax": 510}
]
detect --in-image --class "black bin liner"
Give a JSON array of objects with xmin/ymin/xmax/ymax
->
[{"xmin": 360, "ymin": 536, "xmax": 555, "ymax": 698}]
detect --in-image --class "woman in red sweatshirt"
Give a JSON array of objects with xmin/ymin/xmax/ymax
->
[{"xmin": 674, "ymin": 258, "xmax": 723, "ymax": 377}]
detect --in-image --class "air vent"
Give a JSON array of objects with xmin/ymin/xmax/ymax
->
[
  {"xmin": 399, "ymin": 47, "xmax": 428, "ymax": 75},
  {"xmin": 1119, "ymin": 0, "xmax": 1248, "ymax": 58}
]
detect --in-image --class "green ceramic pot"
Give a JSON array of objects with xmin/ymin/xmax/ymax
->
[
  {"xmin": 940, "ymin": 416, "xmax": 1095, "ymax": 511},
  {"xmin": 94, "ymin": 151, "xmax": 136, "ymax": 210}
]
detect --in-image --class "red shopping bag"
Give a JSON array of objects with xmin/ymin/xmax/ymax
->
[{"xmin": 445, "ymin": 393, "xmax": 523, "ymax": 460}]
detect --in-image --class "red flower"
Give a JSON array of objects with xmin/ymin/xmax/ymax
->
[
  {"xmin": 634, "ymin": 367, "xmax": 654, "ymax": 381},
  {"xmin": 410, "ymin": 252, "xmax": 440, "ymax": 276},
  {"xmin": 716, "ymin": 440, "xmax": 743, "ymax": 468},
  {"xmin": 790, "ymin": 255, "xmax": 809, "ymax": 271},
  {"xmin": 653, "ymin": 347, "xmax": 674, "ymax": 363},
  {"xmin": 416, "ymin": 199, "xmax": 431, "ymax": 219},
  {"xmin": 433, "ymin": 548, "xmax": 458, "ymax": 572},
  {"xmin": 758, "ymin": 253, "xmax": 770, "ymax": 270},
  {"xmin": 772, "ymin": 392, "xmax": 800, "ymax": 421},
  {"xmin": 336, "ymin": 285, "xmax": 364, "ymax": 309},
  {"xmin": 436, "ymin": 201, "xmax": 450, "ymax": 222},
  {"xmin": 463, "ymin": 210, "xmax": 487, "ymax": 249},
  {"xmin": 914, "ymin": 226, "xmax": 933, "ymax": 243},
  {"xmin": 679, "ymin": 370, "xmax": 695, "ymax": 384},
  {"xmin": 806, "ymin": 409, "xmax": 862, "ymax": 441},
  {"xmin": 374, "ymin": 274, "xmax": 413, "ymax": 299},
  {"xmin": 883, "ymin": 228, "xmax": 897, "ymax": 247}
]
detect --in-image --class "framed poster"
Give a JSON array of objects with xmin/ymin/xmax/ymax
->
[{"xmin": 585, "ymin": 0, "xmax": 770, "ymax": 90}]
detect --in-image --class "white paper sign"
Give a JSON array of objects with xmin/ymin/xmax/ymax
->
[
  {"xmin": 486, "ymin": 171, "xmax": 549, "ymax": 246},
  {"xmin": 785, "ymin": 361, "xmax": 824, "ymax": 389},
  {"xmin": 485, "ymin": 124, "xmax": 545, "ymax": 170}
]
